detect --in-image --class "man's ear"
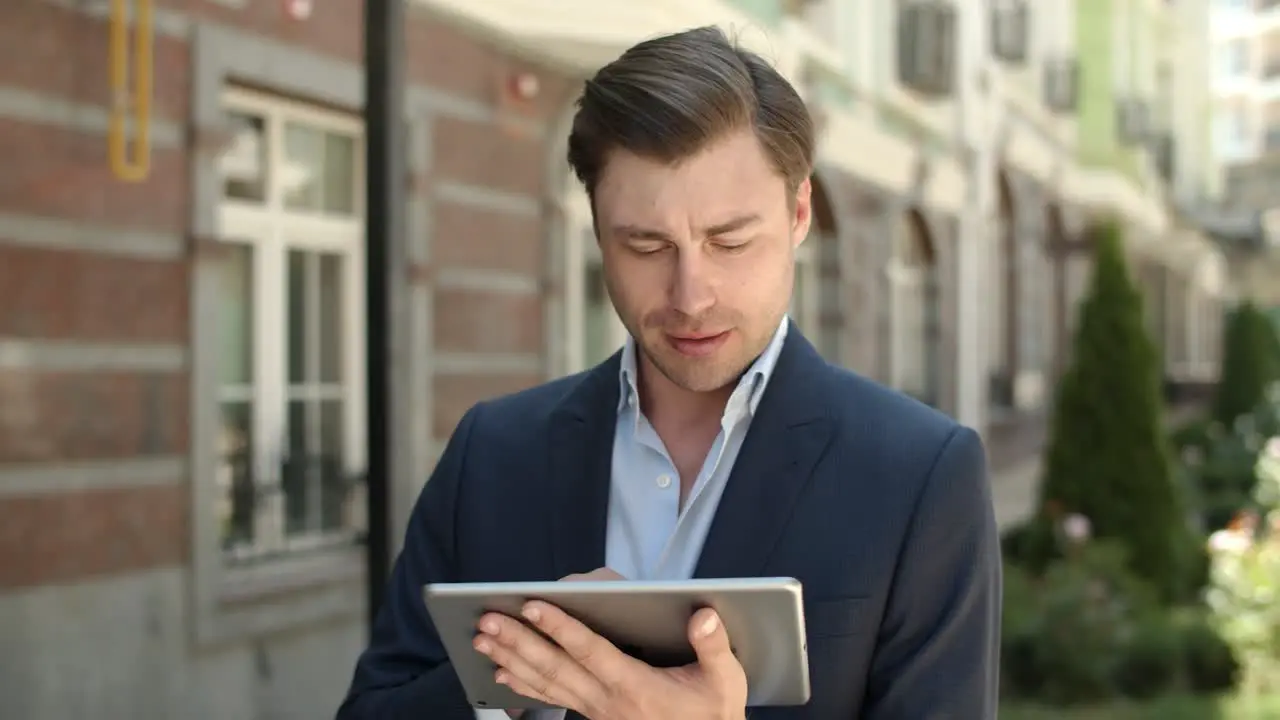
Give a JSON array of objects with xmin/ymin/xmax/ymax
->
[{"xmin": 792, "ymin": 177, "xmax": 813, "ymax": 247}]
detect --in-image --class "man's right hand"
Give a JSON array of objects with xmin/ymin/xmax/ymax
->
[{"xmin": 504, "ymin": 568, "xmax": 628, "ymax": 718}]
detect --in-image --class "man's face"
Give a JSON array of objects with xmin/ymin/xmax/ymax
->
[{"xmin": 593, "ymin": 128, "xmax": 812, "ymax": 393}]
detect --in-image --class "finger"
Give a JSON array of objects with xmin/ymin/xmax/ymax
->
[
  {"xmin": 497, "ymin": 668, "xmax": 556, "ymax": 709},
  {"xmin": 687, "ymin": 609, "xmax": 743, "ymax": 687},
  {"xmin": 560, "ymin": 567, "xmax": 626, "ymax": 582},
  {"xmin": 521, "ymin": 600, "xmax": 631, "ymax": 685},
  {"xmin": 476, "ymin": 612, "xmax": 604, "ymax": 709}
]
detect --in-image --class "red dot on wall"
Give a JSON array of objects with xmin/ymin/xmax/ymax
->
[
  {"xmin": 508, "ymin": 72, "xmax": 541, "ymax": 102},
  {"xmin": 283, "ymin": 0, "xmax": 313, "ymax": 21}
]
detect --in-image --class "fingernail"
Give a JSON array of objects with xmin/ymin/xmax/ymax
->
[
  {"xmin": 522, "ymin": 603, "xmax": 542, "ymax": 623},
  {"xmin": 480, "ymin": 618, "xmax": 499, "ymax": 634},
  {"xmin": 495, "ymin": 670, "xmax": 509, "ymax": 685},
  {"xmin": 474, "ymin": 638, "xmax": 492, "ymax": 654},
  {"xmin": 697, "ymin": 612, "xmax": 720, "ymax": 638}
]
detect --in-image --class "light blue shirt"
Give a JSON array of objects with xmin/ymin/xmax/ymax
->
[{"xmin": 477, "ymin": 319, "xmax": 790, "ymax": 720}]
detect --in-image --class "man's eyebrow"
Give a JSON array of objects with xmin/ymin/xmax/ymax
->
[
  {"xmin": 702, "ymin": 213, "xmax": 761, "ymax": 236},
  {"xmin": 610, "ymin": 214, "xmax": 762, "ymax": 240},
  {"xmin": 610, "ymin": 224, "xmax": 670, "ymax": 241}
]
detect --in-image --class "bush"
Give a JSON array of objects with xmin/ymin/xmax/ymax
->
[
  {"xmin": 1205, "ymin": 439, "xmax": 1280, "ymax": 695},
  {"xmin": 1179, "ymin": 388, "xmax": 1280, "ymax": 533},
  {"xmin": 1037, "ymin": 221, "xmax": 1190, "ymax": 600},
  {"xmin": 1114, "ymin": 610, "xmax": 1181, "ymax": 700},
  {"xmin": 1213, "ymin": 301, "xmax": 1280, "ymax": 429},
  {"xmin": 1000, "ymin": 538, "xmax": 1159, "ymax": 705},
  {"xmin": 1177, "ymin": 611, "xmax": 1241, "ymax": 694}
]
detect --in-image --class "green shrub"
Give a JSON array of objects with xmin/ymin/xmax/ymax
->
[
  {"xmin": 1213, "ymin": 301, "xmax": 1280, "ymax": 429},
  {"xmin": 1038, "ymin": 221, "xmax": 1190, "ymax": 601},
  {"xmin": 1114, "ymin": 610, "xmax": 1181, "ymax": 700},
  {"xmin": 1000, "ymin": 540, "xmax": 1160, "ymax": 705},
  {"xmin": 1206, "ymin": 443, "xmax": 1280, "ymax": 695},
  {"xmin": 1176, "ymin": 611, "xmax": 1240, "ymax": 694},
  {"xmin": 1179, "ymin": 390, "xmax": 1280, "ymax": 533},
  {"xmin": 1000, "ymin": 515, "xmax": 1060, "ymax": 575}
]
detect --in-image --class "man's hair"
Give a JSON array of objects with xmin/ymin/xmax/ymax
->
[{"xmin": 566, "ymin": 26, "xmax": 815, "ymax": 200}]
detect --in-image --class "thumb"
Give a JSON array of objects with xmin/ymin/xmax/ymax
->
[{"xmin": 688, "ymin": 608, "xmax": 738, "ymax": 678}]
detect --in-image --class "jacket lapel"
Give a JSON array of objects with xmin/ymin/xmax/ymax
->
[
  {"xmin": 547, "ymin": 353, "xmax": 621, "ymax": 580},
  {"xmin": 694, "ymin": 330, "xmax": 835, "ymax": 579}
]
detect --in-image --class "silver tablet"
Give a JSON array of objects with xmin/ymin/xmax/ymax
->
[{"xmin": 424, "ymin": 576, "xmax": 810, "ymax": 711}]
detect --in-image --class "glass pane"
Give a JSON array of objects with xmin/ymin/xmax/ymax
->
[
  {"xmin": 218, "ymin": 401, "xmax": 255, "ymax": 550},
  {"xmin": 322, "ymin": 132, "xmax": 357, "ymax": 215},
  {"xmin": 584, "ymin": 262, "xmax": 611, "ymax": 366},
  {"xmin": 319, "ymin": 253, "xmax": 343, "ymax": 383},
  {"xmin": 319, "ymin": 400, "xmax": 347, "ymax": 532},
  {"xmin": 283, "ymin": 123, "xmax": 324, "ymax": 211},
  {"xmin": 790, "ymin": 264, "xmax": 807, "ymax": 329},
  {"xmin": 284, "ymin": 400, "xmax": 311, "ymax": 535},
  {"xmin": 218, "ymin": 244, "xmax": 254, "ymax": 386},
  {"xmin": 221, "ymin": 112, "xmax": 267, "ymax": 203},
  {"xmin": 899, "ymin": 282, "xmax": 923, "ymax": 398},
  {"xmin": 288, "ymin": 250, "xmax": 309, "ymax": 384}
]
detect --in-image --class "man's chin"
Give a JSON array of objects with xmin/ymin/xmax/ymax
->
[{"xmin": 650, "ymin": 353, "xmax": 741, "ymax": 394}]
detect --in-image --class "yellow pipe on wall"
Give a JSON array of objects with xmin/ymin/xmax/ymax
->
[{"xmin": 108, "ymin": 0, "xmax": 154, "ymax": 183}]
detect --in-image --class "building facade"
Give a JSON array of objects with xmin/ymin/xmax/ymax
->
[
  {"xmin": 1074, "ymin": 0, "xmax": 1228, "ymax": 387},
  {"xmin": 0, "ymin": 0, "xmax": 1232, "ymax": 718},
  {"xmin": 1209, "ymin": 0, "xmax": 1280, "ymax": 164}
]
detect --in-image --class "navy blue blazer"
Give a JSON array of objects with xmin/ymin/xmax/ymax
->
[{"xmin": 338, "ymin": 330, "xmax": 1001, "ymax": 719}]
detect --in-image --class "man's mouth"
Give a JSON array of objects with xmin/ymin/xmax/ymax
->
[{"xmin": 665, "ymin": 330, "xmax": 731, "ymax": 358}]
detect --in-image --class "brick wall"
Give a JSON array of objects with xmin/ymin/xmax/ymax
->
[{"xmin": 0, "ymin": 1, "xmax": 581, "ymax": 716}]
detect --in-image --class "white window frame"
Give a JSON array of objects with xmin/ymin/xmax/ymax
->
[
  {"xmin": 216, "ymin": 86, "xmax": 368, "ymax": 565},
  {"xmin": 791, "ymin": 240, "xmax": 822, "ymax": 341},
  {"xmin": 563, "ymin": 184, "xmax": 627, "ymax": 374},
  {"xmin": 887, "ymin": 214, "xmax": 934, "ymax": 401}
]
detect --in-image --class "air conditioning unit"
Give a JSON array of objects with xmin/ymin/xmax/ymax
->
[
  {"xmin": 1043, "ymin": 58, "xmax": 1079, "ymax": 114},
  {"xmin": 898, "ymin": 2, "xmax": 957, "ymax": 98},
  {"xmin": 1117, "ymin": 98, "xmax": 1150, "ymax": 146},
  {"xmin": 1152, "ymin": 133, "xmax": 1176, "ymax": 182},
  {"xmin": 991, "ymin": 1, "xmax": 1030, "ymax": 65}
]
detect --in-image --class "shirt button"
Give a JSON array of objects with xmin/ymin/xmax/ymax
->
[{"xmin": 656, "ymin": 474, "xmax": 672, "ymax": 489}]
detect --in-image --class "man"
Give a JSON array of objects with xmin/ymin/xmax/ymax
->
[{"xmin": 338, "ymin": 25, "xmax": 1000, "ymax": 720}]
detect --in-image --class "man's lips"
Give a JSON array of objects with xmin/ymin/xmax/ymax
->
[{"xmin": 665, "ymin": 330, "xmax": 730, "ymax": 357}]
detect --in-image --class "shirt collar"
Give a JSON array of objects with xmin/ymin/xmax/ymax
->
[{"xmin": 617, "ymin": 317, "xmax": 789, "ymax": 418}]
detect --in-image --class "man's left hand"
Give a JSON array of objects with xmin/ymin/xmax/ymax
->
[{"xmin": 473, "ymin": 598, "xmax": 746, "ymax": 720}]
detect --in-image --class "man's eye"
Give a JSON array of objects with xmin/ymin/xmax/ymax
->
[
  {"xmin": 716, "ymin": 240, "xmax": 750, "ymax": 253},
  {"xmin": 630, "ymin": 243, "xmax": 667, "ymax": 255}
]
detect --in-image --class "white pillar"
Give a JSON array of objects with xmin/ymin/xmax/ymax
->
[{"xmin": 953, "ymin": 0, "xmax": 994, "ymax": 432}]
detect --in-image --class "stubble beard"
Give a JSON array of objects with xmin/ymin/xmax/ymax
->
[{"xmin": 640, "ymin": 327, "xmax": 773, "ymax": 394}]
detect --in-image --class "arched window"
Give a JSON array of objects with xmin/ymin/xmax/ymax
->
[
  {"xmin": 889, "ymin": 210, "xmax": 939, "ymax": 405},
  {"xmin": 990, "ymin": 172, "xmax": 1017, "ymax": 407},
  {"xmin": 791, "ymin": 177, "xmax": 842, "ymax": 363}
]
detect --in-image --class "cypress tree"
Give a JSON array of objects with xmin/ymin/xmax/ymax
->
[
  {"xmin": 1038, "ymin": 220, "xmax": 1185, "ymax": 597},
  {"xmin": 1212, "ymin": 301, "xmax": 1280, "ymax": 429}
]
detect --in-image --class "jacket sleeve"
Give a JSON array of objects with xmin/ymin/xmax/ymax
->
[
  {"xmin": 862, "ymin": 425, "xmax": 1002, "ymax": 720},
  {"xmin": 336, "ymin": 403, "xmax": 485, "ymax": 720}
]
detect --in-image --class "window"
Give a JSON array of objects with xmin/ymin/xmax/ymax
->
[
  {"xmin": 1266, "ymin": 125, "xmax": 1280, "ymax": 151},
  {"xmin": 1231, "ymin": 106, "xmax": 1251, "ymax": 141},
  {"xmin": 215, "ymin": 88, "xmax": 366, "ymax": 564},
  {"xmin": 1227, "ymin": 39, "xmax": 1249, "ymax": 76},
  {"xmin": 790, "ymin": 241, "xmax": 821, "ymax": 347},
  {"xmin": 1214, "ymin": 39, "xmax": 1249, "ymax": 79},
  {"xmin": 888, "ymin": 213, "xmax": 938, "ymax": 405},
  {"xmin": 582, "ymin": 235, "xmax": 622, "ymax": 368}
]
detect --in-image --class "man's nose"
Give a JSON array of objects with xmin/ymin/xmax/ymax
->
[{"xmin": 669, "ymin": 250, "xmax": 715, "ymax": 318}]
